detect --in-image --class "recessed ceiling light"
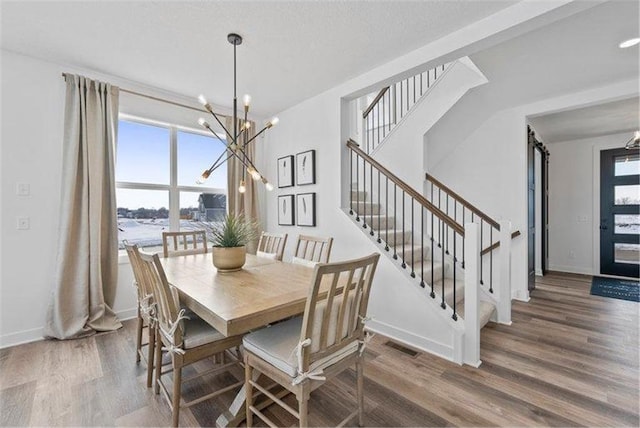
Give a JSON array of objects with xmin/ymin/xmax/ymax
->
[{"xmin": 619, "ymin": 38, "xmax": 640, "ymax": 48}]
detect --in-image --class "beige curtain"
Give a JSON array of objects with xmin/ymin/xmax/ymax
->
[
  {"xmin": 226, "ymin": 117, "xmax": 260, "ymax": 254},
  {"xmin": 44, "ymin": 74, "xmax": 122, "ymax": 340}
]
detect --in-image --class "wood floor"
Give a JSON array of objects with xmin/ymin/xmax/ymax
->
[{"xmin": 1, "ymin": 272, "xmax": 638, "ymax": 427}]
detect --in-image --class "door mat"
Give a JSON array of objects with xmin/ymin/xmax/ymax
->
[{"xmin": 590, "ymin": 276, "xmax": 639, "ymax": 302}]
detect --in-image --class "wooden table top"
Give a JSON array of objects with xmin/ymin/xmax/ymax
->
[{"xmin": 160, "ymin": 253, "xmax": 316, "ymax": 337}]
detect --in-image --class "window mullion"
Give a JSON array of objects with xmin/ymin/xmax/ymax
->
[{"xmin": 169, "ymin": 126, "xmax": 179, "ymax": 231}]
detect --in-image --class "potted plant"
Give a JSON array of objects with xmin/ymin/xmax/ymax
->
[{"xmin": 206, "ymin": 214, "xmax": 257, "ymax": 272}]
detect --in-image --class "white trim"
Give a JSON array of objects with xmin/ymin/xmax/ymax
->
[
  {"xmin": 548, "ymin": 264, "xmax": 593, "ymax": 275},
  {"xmin": 0, "ymin": 308, "xmax": 138, "ymax": 350},
  {"xmin": 365, "ymin": 319, "xmax": 455, "ymax": 363}
]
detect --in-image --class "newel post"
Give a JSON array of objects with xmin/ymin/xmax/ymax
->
[
  {"xmin": 463, "ymin": 222, "xmax": 481, "ymax": 367},
  {"xmin": 497, "ymin": 220, "xmax": 512, "ymax": 324}
]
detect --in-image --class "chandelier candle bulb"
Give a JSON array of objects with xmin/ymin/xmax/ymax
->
[{"xmin": 239, "ymin": 180, "xmax": 246, "ymax": 193}]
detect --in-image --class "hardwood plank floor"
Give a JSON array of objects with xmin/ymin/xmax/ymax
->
[{"xmin": 0, "ymin": 273, "xmax": 638, "ymax": 427}]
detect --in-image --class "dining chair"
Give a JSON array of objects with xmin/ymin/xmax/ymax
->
[
  {"xmin": 162, "ymin": 230, "xmax": 208, "ymax": 258},
  {"xmin": 124, "ymin": 242, "xmax": 157, "ymax": 388},
  {"xmin": 138, "ymin": 252, "xmax": 244, "ymax": 427},
  {"xmin": 256, "ymin": 232, "xmax": 288, "ymax": 261},
  {"xmin": 243, "ymin": 252, "xmax": 380, "ymax": 427},
  {"xmin": 291, "ymin": 234, "xmax": 333, "ymax": 266}
]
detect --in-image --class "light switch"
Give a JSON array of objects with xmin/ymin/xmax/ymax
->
[
  {"xmin": 16, "ymin": 183, "xmax": 30, "ymax": 196},
  {"xmin": 577, "ymin": 215, "xmax": 588, "ymax": 222},
  {"xmin": 17, "ymin": 217, "xmax": 30, "ymax": 230}
]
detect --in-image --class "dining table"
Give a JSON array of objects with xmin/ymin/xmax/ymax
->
[{"xmin": 159, "ymin": 252, "xmax": 318, "ymax": 427}]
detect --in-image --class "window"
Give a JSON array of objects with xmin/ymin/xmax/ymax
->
[{"xmin": 116, "ymin": 116, "xmax": 227, "ymax": 252}]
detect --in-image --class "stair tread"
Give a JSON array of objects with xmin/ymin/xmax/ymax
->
[{"xmin": 456, "ymin": 300, "xmax": 495, "ymax": 328}]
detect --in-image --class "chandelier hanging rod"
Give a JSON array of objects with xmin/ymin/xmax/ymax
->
[{"xmin": 196, "ymin": 33, "xmax": 278, "ymax": 192}]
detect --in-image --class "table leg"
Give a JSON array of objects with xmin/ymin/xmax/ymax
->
[{"xmin": 215, "ymin": 371, "xmax": 290, "ymax": 427}]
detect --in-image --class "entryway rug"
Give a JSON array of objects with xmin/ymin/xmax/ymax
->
[{"xmin": 590, "ymin": 276, "xmax": 640, "ymax": 302}]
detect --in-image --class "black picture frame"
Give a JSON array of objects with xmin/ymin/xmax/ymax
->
[
  {"xmin": 295, "ymin": 149, "xmax": 316, "ymax": 185},
  {"xmin": 278, "ymin": 194, "xmax": 295, "ymax": 226},
  {"xmin": 277, "ymin": 155, "xmax": 294, "ymax": 188},
  {"xmin": 296, "ymin": 193, "xmax": 316, "ymax": 227}
]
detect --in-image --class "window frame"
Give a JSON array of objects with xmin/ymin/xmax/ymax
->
[{"xmin": 116, "ymin": 113, "xmax": 227, "ymax": 259}]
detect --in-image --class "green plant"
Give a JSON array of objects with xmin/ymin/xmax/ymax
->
[{"xmin": 204, "ymin": 214, "xmax": 258, "ymax": 248}]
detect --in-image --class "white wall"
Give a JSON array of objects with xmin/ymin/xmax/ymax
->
[
  {"xmin": 0, "ymin": 49, "xmax": 267, "ymax": 347},
  {"xmin": 547, "ymin": 131, "xmax": 633, "ymax": 275},
  {"xmin": 426, "ymin": 106, "xmax": 529, "ymax": 300}
]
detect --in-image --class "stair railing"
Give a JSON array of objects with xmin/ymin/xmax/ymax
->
[
  {"xmin": 425, "ymin": 173, "xmax": 520, "ymax": 323},
  {"xmin": 349, "ymin": 139, "xmax": 472, "ymax": 322},
  {"xmin": 362, "ymin": 64, "xmax": 449, "ymax": 154}
]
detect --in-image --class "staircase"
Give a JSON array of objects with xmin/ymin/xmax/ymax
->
[{"xmin": 342, "ymin": 58, "xmax": 517, "ymax": 366}]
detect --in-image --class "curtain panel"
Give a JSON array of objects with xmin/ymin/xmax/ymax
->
[{"xmin": 44, "ymin": 74, "xmax": 122, "ymax": 339}]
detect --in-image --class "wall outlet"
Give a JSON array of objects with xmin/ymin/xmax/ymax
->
[
  {"xmin": 16, "ymin": 182, "xmax": 30, "ymax": 196},
  {"xmin": 16, "ymin": 217, "xmax": 30, "ymax": 230},
  {"xmin": 568, "ymin": 250, "xmax": 575, "ymax": 260}
]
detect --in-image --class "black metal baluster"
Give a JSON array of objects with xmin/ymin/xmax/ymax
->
[
  {"xmin": 410, "ymin": 198, "xmax": 415, "ymax": 277},
  {"xmin": 362, "ymin": 161, "xmax": 367, "ymax": 228},
  {"xmin": 445, "ymin": 194, "xmax": 449, "ymax": 255},
  {"xmin": 461, "ymin": 206, "xmax": 465, "ymax": 269},
  {"xmin": 376, "ymin": 104, "xmax": 380, "ymax": 150},
  {"xmin": 430, "ymin": 209, "xmax": 435, "ymax": 298},
  {"xmin": 452, "ymin": 235, "xmax": 457, "ymax": 320},
  {"xmin": 393, "ymin": 184, "xmax": 398, "ymax": 260},
  {"xmin": 355, "ymin": 153, "xmax": 360, "ymax": 222},
  {"xmin": 420, "ymin": 71, "xmax": 424, "ymax": 96},
  {"xmin": 400, "ymin": 80, "xmax": 403, "ymax": 119},
  {"xmin": 406, "ymin": 79, "xmax": 409, "ymax": 112},
  {"xmin": 420, "ymin": 206, "xmax": 425, "ymax": 288},
  {"xmin": 401, "ymin": 190, "xmax": 406, "ymax": 268},
  {"xmin": 441, "ymin": 222, "xmax": 446, "ymax": 309},
  {"xmin": 413, "ymin": 75, "xmax": 416, "ymax": 104},
  {"xmin": 479, "ymin": 219, "xmax": 484, "ymax": 285},
  {"xmin": 370, "ymin": 159, "xmax": 374, "ymax": 236},
  {"xmin": 437, "ymin": 188, "xmax": 442, "ymax": 248},
  {"xmin": 489, "ymin": 228, "xmax": 494, "ymax": 293},
  {"xmin": 385, "ymin": 177, "xmax": 389, "ymax": 251},
  {"xmin": 349, "ymin": 149, "xmax": 353, "ymax": 215},
  {"xmin": 382, "ymin": 94, "xmax": 386, "ymax": 140},
  {"xmin": 377, "ymin": 170, "xmax": 381, "ymax": 243}
]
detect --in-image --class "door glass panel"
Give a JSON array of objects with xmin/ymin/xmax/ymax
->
[
  {"xmin": 614, "ymin": 243, "xmax": 640, "ymax": 264},
  {"xmin": 614, "ymin": 154, "xmax": 640, "ymax": 176},
  {"xmin": 615, "ymin": 214, "xmax": 640, "ymax": 235},
  {"xmin": 614, "ymin": 185, "xmax": 640, "ymax": 205}
]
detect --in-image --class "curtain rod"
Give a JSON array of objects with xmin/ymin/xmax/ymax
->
[{"xmin": 61, "ymin": 72, "xmax": 228, "ymax": 118}]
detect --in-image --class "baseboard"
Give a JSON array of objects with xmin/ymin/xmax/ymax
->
[
  {"xmin": 365, "ymin": 319, "xmax": 454, "ymax": 363},
  {"xmin": 0, "ymin": 307, "xmax": 138, "ymax": 350},
  {"xmin": 0, "ymin": 326, "xmax": 44, "ymax": 349},
  {"xmin": 548, "ymin": 264, "xmax": 593, "ymax": 275}
]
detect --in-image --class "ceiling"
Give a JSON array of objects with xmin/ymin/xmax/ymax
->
[
  {"xmin": 469, "ymin": 0, "xmax": 639, "ymax": 109},
  {"xmin": 529, "ymin": 97, "xmax": 640, "ymax": 143},
  {"xmin": 0, "ymin": 0, "xmax": 517, "ymax": 117}
]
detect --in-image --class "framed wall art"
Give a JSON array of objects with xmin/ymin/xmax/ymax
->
[
  {"xmin": 296, "ymin": 193, "xmax": 316, "ymax": 227},
  {"xmin": 277, "ymin": 155, "xmax": 294, "ymax": 188},
  {"xmin": 295, "ymin": 149, "xmax": 316, "ymax": 185},
  {"xmin": 278, "ymin": 194, "xmax": 295, "ymax": 226}
]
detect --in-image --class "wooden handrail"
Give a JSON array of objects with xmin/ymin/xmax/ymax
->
[
  {"xmin": 425, "ymin": 173, "xmax": 500, "ymax": 230},
  {"xmin": 347, "ymin": 139, "xmax": 464, "ymax": 236},
  {"xmin": 362, "ymin": 86, "xmax": 389, "ymax": 119},
  {"xmin": 480, "ymin": 230, "xmax": 521, "ymax": 256}
]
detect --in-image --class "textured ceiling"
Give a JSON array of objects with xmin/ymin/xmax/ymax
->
[
  {"xmin": 0, "ymin": 0, "xmax": 517, "ymax": 117},
  {"xmin": 529, "ymin": 97, "xmax": 640, "ymax": 143}
]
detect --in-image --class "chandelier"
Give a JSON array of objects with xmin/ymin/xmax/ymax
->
[{"xmin": 196, "ymin": 33, "xmax": 278, "ymax": 192}]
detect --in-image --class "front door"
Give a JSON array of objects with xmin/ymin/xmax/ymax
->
[{"xmin": 600, "ymin": 148, "xmax": 640, "ymax": 278}]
